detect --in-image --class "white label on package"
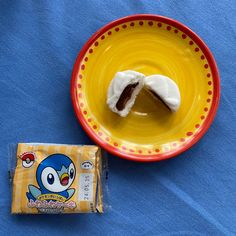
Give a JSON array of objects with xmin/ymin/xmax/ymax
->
[{"xmin": 79, "ymin": 173, "xmax": 94, "ymax": 201}]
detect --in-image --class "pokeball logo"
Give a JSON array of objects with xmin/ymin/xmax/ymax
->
[
  {"xmin": 20, "ymin": 152, "xmax": 36, "ymax": 168},
  {"xmin": 81, "ymin": 161, "xmax": 93, "ymax": 170}
]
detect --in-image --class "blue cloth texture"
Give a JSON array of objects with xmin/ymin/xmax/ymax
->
[{"xmin": 0, "ymin": 0, "xmax": 235, "ymax": 235}]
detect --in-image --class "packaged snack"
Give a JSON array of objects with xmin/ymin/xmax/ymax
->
[{"xmin": 11, "ymin": 143, "xmax": 106, "ymax": 214}]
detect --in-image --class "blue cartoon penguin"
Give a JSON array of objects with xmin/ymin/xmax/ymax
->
[{"xmin": 26, "ymin": 154, "xmax": 76, "ymax": 201}]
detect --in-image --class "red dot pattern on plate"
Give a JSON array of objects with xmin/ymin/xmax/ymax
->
[
  {"xmin": 187, "ymin": 132, "xmax": 193, "ymax": 136},
  {"xmin": 77, "ymin": 21, "xmax": 214, "ymax": 155},
  {"xmin": 79, "ymin": 93, "xmax": 82, "ymax": 98}
]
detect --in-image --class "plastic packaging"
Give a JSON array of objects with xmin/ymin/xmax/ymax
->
[{"xmin": 10, "ymin": 143, "xmax": 107, "ymax": 214}]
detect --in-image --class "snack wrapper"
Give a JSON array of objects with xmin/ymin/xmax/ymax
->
[{"xmin": 11, "ymin": 143, "xmax": 106, "ymax": 214}]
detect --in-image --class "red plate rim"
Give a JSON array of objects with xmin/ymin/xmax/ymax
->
[{"xmin": 71, "ymin": 14, "xmax": 220, "ymax": 162}]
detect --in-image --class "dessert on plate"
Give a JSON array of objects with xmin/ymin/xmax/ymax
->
[
  {"xmin": 107, "ymin": 70, "xmax": 145, "ymax": 117},
  {"xmin": 144, "ymin": 74, "xmax": 181, "ymax": 112}
]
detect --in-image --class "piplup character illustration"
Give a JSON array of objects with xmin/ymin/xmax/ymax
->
[{"xmin": 26, "ymin": 154, "xmax": 76, "ymax": 201}]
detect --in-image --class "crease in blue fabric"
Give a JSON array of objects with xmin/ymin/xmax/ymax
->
[
  {"xmin": 221, "ymin": 93, "xmax": 236, "ymax": 118},
  {"xmin": 0, "ymin": 79, "xmax": 31, "ymax": 100},
  {"xmin": 158, "ymin": 176, "xmax": 232, "ymax": 236}
]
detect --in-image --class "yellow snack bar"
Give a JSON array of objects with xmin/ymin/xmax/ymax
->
[{"xmin": 11, "ymin": 143, "xmax": 104, "ymax": 214}]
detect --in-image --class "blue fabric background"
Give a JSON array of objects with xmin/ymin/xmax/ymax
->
[{"xmin": 0, "ymin": 0, "xmax": 235, "ymax": 235}]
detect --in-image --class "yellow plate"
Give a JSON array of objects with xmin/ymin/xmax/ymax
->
[{"xmin": 71, "ymin": 15, "xmax": 220, "ymax": 162}]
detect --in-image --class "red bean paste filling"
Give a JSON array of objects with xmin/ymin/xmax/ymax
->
[
  {"xmin": 149, "ymin": 90, "xmax": 171, "ymax": 111},
  {"xmin": 116, "ymin": 83, "xmax": 139, "ymax": 111}
]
